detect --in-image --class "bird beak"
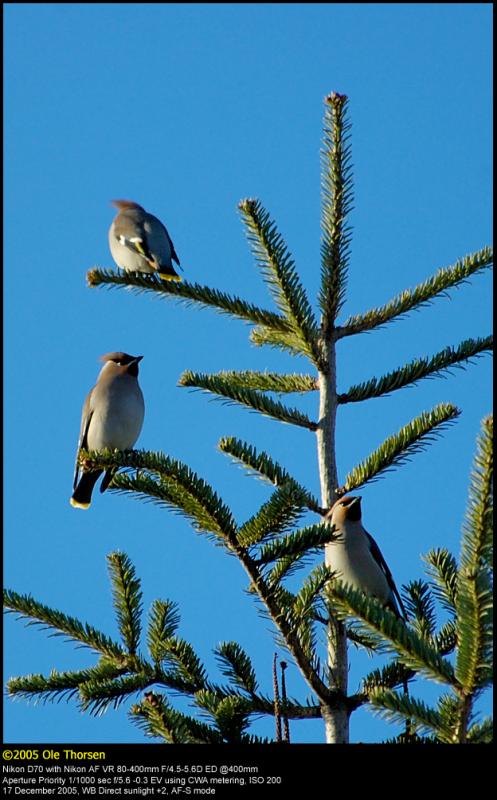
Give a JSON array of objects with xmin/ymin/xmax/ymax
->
[
  {"xmin": 133, "ymin": 356, "xmax": 144, "ymax": 364},
  {"xmin": 351, "ymin": 496, "xmax": 362, "ymax": 506}
]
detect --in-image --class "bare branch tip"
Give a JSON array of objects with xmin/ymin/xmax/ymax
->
[
  {"xmin": 86, "ymin": 268, "xmax": 99, "ymax": 287},
  {"xmin": 238, "ymin": 198, "xmax": 258, "ymax": 214},
  {"xmin": 325, "ymin": 92, "xmax": 348, "ymax": 106}
]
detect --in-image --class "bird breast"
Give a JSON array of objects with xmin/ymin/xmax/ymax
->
[
  {"xmin": 87, "ymin": 376, "xmax": 144, "ymax": 451},
  {"xmin": 325, "ymin": 524, "xmax": 391, "ymax": 604}
]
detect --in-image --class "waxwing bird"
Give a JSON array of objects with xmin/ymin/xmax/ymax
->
[
  {"xmin": 325, "ymin": 495, "xmax": 407, "ymax": 619},
  {"xmin": 109, "ymin": 200, "xmax": 181, "ymax": 281},
  {"xmin": 71, "ymin": 352, "xmax": 145, "ymax": 509}
]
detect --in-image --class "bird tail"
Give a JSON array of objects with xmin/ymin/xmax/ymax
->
[
  {"xmin": 157, "ymin": 265, "xmax": 182, "ymax": 282},
  {"xmin": 99, "ymin": 468, "xmax": 117, "ymax": 494},
  {"xmin": 70, "ymin": 470, "xmax": 103, "ymax": 509}
]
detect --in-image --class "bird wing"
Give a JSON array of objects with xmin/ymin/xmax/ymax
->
[
  {"xmin": 113, "ymin": 213, "xmax": 155, "ymax": 261},
  {"xmin": 364, "ymin": 529, "xmax": 407, "ymax": 620},
  {"xmin": 117, "ymin": 212, "xmax": 181, "ymax": 269},
  {"xmin": 157, "ymin": 218, "xmax": 181, "ymax": 268},
  {"xmin": 73, "ymin": 390, "xmax": 94, "ymax": 490},
  {"xmin": 165, "ymin": 229, "xmax": 181, "ymax": 267}
]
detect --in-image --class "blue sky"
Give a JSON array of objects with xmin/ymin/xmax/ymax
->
[{"xmin": 4, "ymin": 3, "xmax": 492, "ymax": 745}]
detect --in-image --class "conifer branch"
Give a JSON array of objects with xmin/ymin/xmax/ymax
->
[
  {"xmin": 344, "ymin": 622, "xmax": 387, "ymax": 655},
  {"xmin": 320, "ymin": 92, "xmax": 353, "ymax": 330},
  {"xmin": 237, "ymin": 483, "xmax": 309, "ymax": 547},
  {"xmin": 338, "ymin": 336, "xmax": 493, "ymax": 404},
  {"xmin": 236, "ymin": 692, "xmax": 322, "ymax": 720},
  {"xmin": 112, "ymin": 472, "xmax": 239, "ymax": 546},
  {"xmin": 338, "ymin": 247, "xmax": 493, "ymax": 338},
  {"xmin": 382, "ymin": 732, "xmax": 439, "ymax": 744},
  {"xmin": 188, "ymin": 678, "xmax": 322, "ymax": 721},
  {"xmin": 185, "ymin": 369, "xmax": 319, "ymax": 394},
  {"xmin": 467, "ymin": 718, "xmax": 493, "ymax": 744},
  {"xmin": 69, "ymin": 457, "xmax": 337, "ymax": 707},
  {"xmin": 135, "ymin": 668, "xmax": 322, "ymax": 739},
  {"xmin": 368, "ymin": 688, "xmax": 451, "ymax": 741},
  {"xmin": 153, "ymin": 666, "xmax": 207, "ymax": 696},
  {"xmin": 87, "ymin": 269, "xmax": 292, "ymax": 333},
  {"xmin": 437, "ymin": 692, "xmax": 466, "ymax": 739},
  {"xmin": 340, "ymin": 403, "xmax": 461, "ymax": 492},
  {"xmin": 3, "ymin": 590, "xmax": 126, "ymax": 662},
  {"xmin": 329, "ymin": 582, "xmax": 456, "ymax": 685},
  {"xmin": 235, "ymin": 553, "xmax": 338, "ymax": 706},
  {"xmin": 107, "ymin": 553, "xmax": 142, "ymax": 656},
  {"xmin": 423, "ymin": 548, "xmax": 459, "ymax": 613},
  {"xmin": 79, "ymin": 449, "xmax": 238, "ymax": 544},
  {"xmin": 79, "ymin": 673, "xmax": 154, "ymax": 715},
  {"xmin": 179, "ymin": 370, "xmax": 317, "ymax": 430},
  {"xmin": 256, "ymin": 523, "xmax": 336, "ymax": 566},
  {"xmin": 461, "ymin": 414, "xmax": 493, "ymax": 569},
  {"xmin": 218, "ymin": 436, "xmax": 323, "ymax": 514},
  {"xmin": 455, "ymin": 414, "xmax": 493, "ymax": 695},
  {"xmin": 238, "ymin": 198, "xmax": 323, "ymax": 367},
  {"xmin": 403, "ymin": 580, "xmax": 437, "ymax": 640},
  {"xmin": 286, "ymin": 565, "xmax": 333, "ymax": 663},
  {"xmin": 214, "ymin": 642, "xmax": 258, "ymax": 695},
  {"xmin": 266, "ymin": 553, "xmax": 309, "ymax": 585},
  {"xmin": 4, "ymin": 576, "xmax": 324, "ymax": 728},
  {"xmin": 361, "ymin": 662, "xmax": 415, "ymax": 696},
  {"xmin": 6, "ymin": 662, "xmax": 129, "ymax": 704},
  {"xmin": 147, "ymin": 600, "xmax": 181, "ymax": 665},
  {"xmin": 157, "ymin": 638, "xmax": 209, "ymax": 693},
  {"xmin": 249, "ymin": 324, "xmax": 322, "ymax": 360},
  {"xmin": 433, "ymin": 621, "xmax": 457, "ymax": 656},
  {"xmin": 194, "ymin": 691, "xmax": 253, "ymax": 743},
  {"xmin": 6, "ymin": 673, "xmax": 79, "ymax": 704},
  {"xmin": 131, "ymin": 693, "xmax": 223, "ymax": 744}
]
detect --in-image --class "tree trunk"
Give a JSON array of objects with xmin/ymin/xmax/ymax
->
[{"xmin": 317, "ymin": 338, "xmax": 349, "ymax": 743}]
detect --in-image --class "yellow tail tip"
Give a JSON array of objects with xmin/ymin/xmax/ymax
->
[
  {"xmin": 158, "ymin": 273, "xmax": 182, "ymax": 282},
  {"xmin": 70, "ymin": 497, "xmax": 90, "ymax": 510}
]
